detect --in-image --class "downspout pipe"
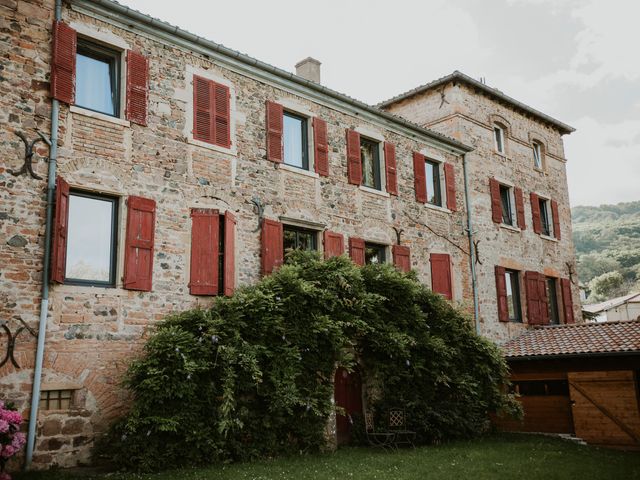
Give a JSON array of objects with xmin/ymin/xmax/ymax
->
[
  {"xmin": 25, "ymin": 0, "xmax": 62, "ymax": 468},
  {"xmin": 462, "ymin": 153, "xmax": 480, "ymax": 335}
]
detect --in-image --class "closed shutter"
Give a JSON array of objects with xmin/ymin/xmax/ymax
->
[
  {"xmin": 213, "ymin": 83, "xmax": 231, "ymax": 148},
  {"xmin": 223, "ymin": 211, "xmax": 236, "ymax": 296},
  {"xmin": 125, "ymin": 50, "xmax": 149, "ymax": 126},
  {"xmin": 525, "ymin": 271, "xmax": 541, "ymax": 325},
  {"xmin": 261, "ymin": 219, "xmax": 283, "ymax": 275},
  {"xmin": 189, "ymin": 208, "xmax": 219, "ymax": 296},
  {"xmin": 393, "ymin": 245, "xmax": 411, "ymax": 273},
  {"xmin": 515, "ymin": 187, "xmax": 526, "ymax": 229},
  {"xmin": 51, "ymin": 21, "xmax": 77, "ymax": 104},
  {"xmin": 495, "ymin": 266, "xmax": 509, "ymax": 322},
  {"xmin": 551, "ymin": 199, "xmax": 561, "ymax": 240},
  {"xmin": 323, "ymin": 230, "xmax": 344, "ymax": 259},
  {"xmin": 539, "ymin": 275, "xmax": 550, "ymax": 325},
  {"xmin": 123, "ymin": 196, "xmax": 156, "ymax": 292},
  {"xmin": 561, "ymin": 278, "xmax": 575, "ymax": 324},
  {"xmin": 489, "ymin": 178, "xmax": 502, "ymax": 224},
  {"xmin": 313, "ymin": 117, "xmax": 329, "ymax": 176},
  {"xmin": 266, "ymin": 101, "xmax": 283, "ymax": 162},
  {"xmin": 430, "ymin": 253, "xmax": 452, "ymax": 300},
  {"xmin": 50, "ymin": 176, "xmax": 70, "ymax": 283},
  {"xmin": 346, "ymin": 129, "xmax": 362, "ymax": 185},
  {"xmin": 193, "ymin": 75, "xmax": 213, "ymax": 143},
  {"xmin": 384, "ymin": 142, "xmax": 397, "ymax": 195},
  {"xmin": 530, "ymin": 192, "xmax": 542, "ymax": 234},
  {"xmin": 349, "ymin": 237, "xmax": 365, "ymax": 266},
  {"xmin": 413, "ymin": 152, "xmax": 427, "ymax": 203},
  {"xmin": 444, "ymin": 163, "xmax": 457, "ymax": 211}
]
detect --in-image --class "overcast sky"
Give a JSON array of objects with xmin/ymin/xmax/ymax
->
[{"xmin": 119, "ymin": 0, "xmax": 639, "ymax": 207}]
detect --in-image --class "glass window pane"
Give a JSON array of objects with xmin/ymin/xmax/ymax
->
[
  {"xmin": 76, "ymin": 50, "xmax": 116, "ymax": 116},
  {"xmin": 365, "ymin": 243, "xmax": 386, "ymax": 265},
  {"xmin": 426, "ymin": 161, "xmax": 441, "ymax": 206},
  {"xmin": 360, "ymin": 138, "xmax": 381, "ymax": 190},
  {"xmin": 283, "ymin": 113, "xmax": 306, "ymax": 169},
  {"xmin": 533, "ymin": 143, "xmax": 542, "ymax": 168},
  {"xmin": 66, "ymin": 194, "xmax": 115, "ymax": 282},
  {"xmin": 283, "ymin": 226, "xmax": 316, "ymax": 252},
  {"xmin": 547, "ymin": 278, "xmax": 560, "ymax": 324},
  {"xmin": 500, "ymin": 186, "xmax": 512, "ymax": 225},
  {"xmin": 539, "ymin": 199, "xmax": 550, "ymax": 235},
  {"xmin": 494, "ymin": 127, "xmax": 504, "ymax": 152}
]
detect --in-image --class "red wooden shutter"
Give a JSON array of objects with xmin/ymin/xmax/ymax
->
[
  {"xmin": 213, "ymin": 83, "xmax": 231, "ymax": 148},
  {"xmin": 393, "ymin": 245, "xmax": 411, "ymax": 273},
  {"xmin": 323, "ymin": 231, "xmax": 344, "ymax": 259},
  {"xmin": 223, "ymin": 211, "xmax": 236, "ymax": 296},
  {"xmin": 384, "ymin": 142, "xmax": 398, "ymax": 195},
  {"xmin": 123, "ymin": 196, "xmax": 156, "ymax": 292},
  {"xmin": 313, "ymin": 117, "xmax": 329, "ymax": 176},
  {"xmin": 413, "ymin": 152, "xmax": 427, "ymax": 203},
  {"xmin": 193, "ymin": 75, "xmax": 213, "ymax": 143},
  {"xmin": 514, "ymin": 187, "xmax": 526, "ymax": 230},
  {"xmin": 430, "ymin": 253, "xmax": 452, "ymax": 300},
  {"xmin": 561, "ymin": 278, "xmax": 575, "ymax": 324},
  {"xmin": 125, "ymin": 50, "xmax": 149, "ymax": 126},
  {"xmin": 261, "ymin": 219, "xmax": 283, "ymax": 275},
  {"xmin": 189, "ymin": 209, "xmax": 219, "ymax": 296},
  {"xmin": 349, "ymin": 237, "xmax": 365, "ymax": 266},
  {"xmin": 530, "ymin": 192, "xmax": 542, "ymax": 234},
  {"xmin": 266, "ymin": 101, "xmax": 283, "ymax": 162},
  {"xmin": 489, "ymin": 178, "xmax": 502, "ymax": 224},
  {"xmin": 50, "ymin": 176, "xmax": 70, "ymax": 283},
  {"xmin": 551, "ymin": 199, "xmax": 561, "ymax": 240},
  {"xmin": 495, "ymin": 266, "xmax": 509, "ymax": 322},
  {"xmin": 525, "ymin": 271, "xmax": 541, "ymax": 325},
  {"xmin": 51, "ymin": 21, "xmax": 77, "ymax": 104},
  {"xmin": 346, "ymin": 129, "xmax": 362, "ymax": 185},
  {"xmin": 444, "ymin": 163, "xmax": 457, "ymax": 211}
]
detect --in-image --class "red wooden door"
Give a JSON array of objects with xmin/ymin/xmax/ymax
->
[{"xmin": 334, "ymin": 367, "xmax": 363, "ymax": 445}]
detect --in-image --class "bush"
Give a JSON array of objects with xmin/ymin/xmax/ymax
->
[{"xmin": 100, "ymin": 251, "xmax": 518, "ymax": 471}]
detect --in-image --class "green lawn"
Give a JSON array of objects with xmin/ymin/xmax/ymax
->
[{"xmin": 15, "ymin": 434, "xmax": 640, "ymax": 480}]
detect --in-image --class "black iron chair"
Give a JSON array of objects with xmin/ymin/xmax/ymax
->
[
  {"xmin": 365, "ymin": 411, "xmax": 396, "ymax": 451},
  {"xmin": 388, "ymin": 409, "xmax": 416, "ymax": 448}
]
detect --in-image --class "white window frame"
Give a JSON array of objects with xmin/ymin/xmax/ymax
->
[
  {"xmin": 532, "ymin": 142, "xmax": 543, "ymax": 170},
  {"xmin": 538, "ymin": 195, "xmax": 553, "ymax": 237},
  {"xmin": 494, "ymin": 125, "xmax": 506, "ymax": 154}
]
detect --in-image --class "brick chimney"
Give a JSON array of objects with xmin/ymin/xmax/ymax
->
[{"xmin": 295, "ymin": 57, "xmax": 321, "ymax": 84}]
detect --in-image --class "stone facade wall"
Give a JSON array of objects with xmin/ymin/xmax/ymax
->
[{"xmin": 1, "ymin": 0, "xmax": 473, "ymax": 467}]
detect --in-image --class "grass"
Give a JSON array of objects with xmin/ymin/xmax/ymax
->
[{"xmin": 14, "ymin": 434, "xmax": 640, "ymax": 480}]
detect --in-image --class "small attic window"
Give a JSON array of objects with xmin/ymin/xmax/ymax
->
[{"xmin": 494, "ymin": 125, "xmax": 505, "ymax": 154}]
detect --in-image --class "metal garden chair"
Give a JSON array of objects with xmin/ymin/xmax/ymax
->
[
  {"xmin": 365, "ymin": 412, "xmax": 396, "ymax": 451},
  {"xmin": 388, "ymin": 409, "xmax": 416, "ymax": 448}
]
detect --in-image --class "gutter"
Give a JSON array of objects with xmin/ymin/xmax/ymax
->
[
  {"xmin": 25, "ymin": 0, "xmax": 62, "ymax": 468},
  {"xmin": 462, "ymin": 154, "xmax": 480, "ymax": 334}
]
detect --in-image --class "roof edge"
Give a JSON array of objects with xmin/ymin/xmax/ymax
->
[{"xmin": 506, "ymin": 350, "xmax": 640, "ymax": 362}]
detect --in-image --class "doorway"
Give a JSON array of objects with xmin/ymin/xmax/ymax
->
[{"xmin": 334, "ymin": 367, "xmax": 363, "ymax": 445}]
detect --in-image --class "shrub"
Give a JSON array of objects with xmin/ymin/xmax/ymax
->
[{"xmin": 0, "ymin": 401, "xmax": 26, "ymax": 480}]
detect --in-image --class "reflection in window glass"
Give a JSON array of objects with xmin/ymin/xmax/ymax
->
[
  {"xmin": 494, "ymin": 126, "xmax": 504, "ymax": 153},
  {"xmin": 505, "ymin": 270, "xmax": 522, "ymax": 322},
  {"xmin": 547, "ymin": 277, "xmax": 560, "ymax": 324},
  {"xmin": 533, "ymin": 142, "xmax": 542, "ymax": 169},
  {"xmin": 364, "ymin": 243, "xmax": 386, "ymax": 265},
  {"xmin": 360, "ymin": 137, "xmax": 381, "ymax": 190},
  {"xmin": 426, "ymin": 160, "xmax": 441, "ymax": 206},
  {"xmin": 283, "ymin": 226, "xmax": 317, "ymax": 252},
  {"xmin": 283, "ymin": 112, "xmax": 308, "ymax": 169},
  {"xmin": 66, "ymin": 193, "xmax": 117, "ymax": 284},
  {"xmin": 76, "ymin": 41, "xmax": 119, "ymax": 116},
  {"xmin": 500, "ymin": 185, "xmax": 513, "ymax": 225},
  {"xmin": 539, "ymin": 198, "xmax": 551, "ymax": 236}
]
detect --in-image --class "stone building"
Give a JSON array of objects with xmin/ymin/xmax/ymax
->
[{"xmin": 0, "ymin": 0, "xmax": 579, "ymax": 468}]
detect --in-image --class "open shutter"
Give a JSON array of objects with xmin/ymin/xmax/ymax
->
[
  {"xmin": 430, "ymin": 253, "xmax": 452, "ymax": 300},
  {"xmin": 261, "ymin": 219, "xmax": 283, "ymax": 275},
  {"xmin": 561, "ymin": 278, "xmax": 575, "ymax": 324},
  {"xmin": 525, "ymin": 271, "xmax": 541, "ymax": 325},
  {"xmin": 349, "ymin": 237, "xmax": 365, "ymax": 266},
  {"xmin": 530, "ymin": 192, "xmax": 542, "ymax": 234},
  {"xmin": 51, "ymin": 21, "xmax": 77, "ymax": 104},
  {"xmin": 346, "ymin": 129, "xmax": 362, "ymax": 185},
  {"xmin": 413, "ymin": 152, "xmax": 427, "ymax": 203},
  {"xmin": 313, "ymin": 117, "xmax": 329, "ymax": 176},
  {"xmin": 393, "ymin": 245, "xmax": 411, "ymax": 273},
  {"xmin": 223, "ymin": 211, "xmax": 236, "ymax": 296},
  {"xmin": 489, "ymin": 178, "xmax": 502, "ymax": 224},
  {"xmin": 323, "ymin": 231, "xmax": 344, "ymax": 259},
  {"xmin": 213, "ymin": 83, "xmax": 231, "ymax": 148},
  {"xmin": 193, "ymin": 75, "xmax": 213, "ymax": 143},
  {"xmin": 123, "ymin": 196, "xmax": 156, "ymax": 292},
  {"xmin": 189, "ymin": 209, "xmax": 219, "ymax": 296},
  {"xmin": 495, "ymin": 266, "xmax": 509, "ymax": 322},
  {"xmin": 266, "ymin": 101, "xmax": 283, "ymax": 162},
  {"xmin": 384, "ymin": 142, "xmax": 397, "ymax": 195},
  {"xmin": 551, "ymin": 199, "xmax": 561, "ymax": 240},
  {"xmin": 125, "ymin": 50, "xmax": 149, "ymax": 126},
  {"xmin": 444, "ymin": 163, "xmax": 457, "ymax": 211},
  {"xmin": 515, "ymin": 187, "xmax": 526, "ymax": 229},
  {"xmin": 50, "ymin": 176, "xmax": 70, "ymax": 283},
  {"xmin": 539, "ymin": 275, "xmax": 550, "ymax": 325}
]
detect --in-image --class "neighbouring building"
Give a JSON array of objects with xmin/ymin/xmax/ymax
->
[
  {"xmin": 1, "ymin": 0, "xmax": 582, "ymax": 468},
  {"xmin": 583, "ymin": 292, "xmax": 640, "ymax": 322}
]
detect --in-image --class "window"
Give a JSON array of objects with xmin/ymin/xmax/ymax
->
[
  {"xmin": 65, "ymin": 191, "xmax": 118, "ymax": 286},
  {"xmin": 533, "ymin": 142, "xmax": 543, "ymax": 169},
  {"xmin": 499, "ymin": 184, "xmax": 513, "ymax": 225},
  {"xmin": 283, "ymin": 225, "xmax": 317, "ymax": 252},
  {"xmin": 360, "ymin": 137, "xmax": 381, "ymax": 190},
  {"xmin": 283, "ymin": 111, "xmax": 308, "ymax": 170},
  {"xmin": 364, "ymin": 243, "xmax": 386, "ymax": 265},
  {"xmin": 425, "ymin": 160, "xmax": 442, "ymax": 206},
  {"xmin": 76, "ymin": 39, "xmax": 120, "ymax": 116},
  {"xmin": 511, "ymin": 380, "xmax": 569, "ymax": 396},
  {"xmin": 39, "ymin": 389, "xmax": 74, "ymax": 410},
  {"xmin": 539, "ymin": 198, "xmax": 551, "ymax": 236},
  {"xmin": 494, "ymin": 125, "xmax": 505, "ymax": 153},
  {"xmin": 547, "ymin": 277, "xmax": 560, "ymax": 325},
  {"xmin": 505, "ymin": 270, "xmax": 522, "ymax": 322}
]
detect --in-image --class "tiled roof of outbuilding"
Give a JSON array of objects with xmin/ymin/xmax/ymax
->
[{"xmin": 502, "ymin": 320, "xmax": 640, "ymax": 359}]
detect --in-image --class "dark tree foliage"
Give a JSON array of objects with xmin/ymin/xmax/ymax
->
[{"xmin": 99, "ymin": 251, "xmax": 519, "ymax": 471}]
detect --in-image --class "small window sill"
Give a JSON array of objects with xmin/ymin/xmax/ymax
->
[
  {"xmin": 70, "ymin": 105, "xmax": 131, "ymax": 127},
  {"xmin": 533, "ymin": 167, "xmax": 547, "ymax": 174},
  {"xmin": 500, "ymin": 223, "xmax": 520, "ymax": 233},
  {"xmin": 278, "ymin": 163, "xmax": 319, "ymax": 179},
  {"xmin": 424, "ymin": 202, "xmax": 451, "ymax": 215},
  {"xmin": 540, "ymin": 234, "xmax": 559, "ymax": 243},
  {"xmin": 187, "ymin": 136, "xmax": 237, "ymax": 156},
  {"xmin": 359, "ymin": 185, "xmax": 389, "ymax": 198}
]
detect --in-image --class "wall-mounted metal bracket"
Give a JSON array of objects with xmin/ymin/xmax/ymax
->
[
  {"xmin": 9, "ymin": 131, "xmax": 51, "ymax": 180},
  {"xmin": 251, "ymin": 196, "xmax": 265, "ymax": 232},
  {"xmin": 392, "ymin": 226, "xmax": 404, "ymax": 245},
  {"xmin": 0, "ymin": 318, "xmax": 37, "ymax": 369}
]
